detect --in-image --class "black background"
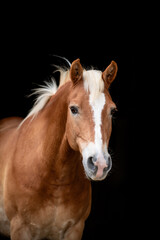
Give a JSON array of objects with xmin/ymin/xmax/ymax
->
[{"xmin": 0, "ymin": 8, "xmax": 138, "ymax": 240}]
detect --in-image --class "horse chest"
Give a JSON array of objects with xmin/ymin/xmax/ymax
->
[
  {"xmin": 0, "ymin": 188, "xmax": 10, "ymax": 237},
  {"xmin": 0, "ymin": 205, "xmax": 10, "ymax": 237},
  {"xmin": 28, "ymin": 201, "xmax": 86, "ymax": 240}
]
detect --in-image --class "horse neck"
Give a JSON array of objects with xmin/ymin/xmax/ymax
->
[{"xmin": 21, "ymin": 83, "xmax": 84, "ymax": 186}]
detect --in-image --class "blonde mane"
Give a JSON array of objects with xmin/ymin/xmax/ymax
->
[{"xmin": 19, "ymin": 63, "xmax": 104, "ymax": 127}]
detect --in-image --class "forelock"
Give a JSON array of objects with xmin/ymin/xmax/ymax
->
[{"xmin": 83, "ymin": 70, "xmax": 104, "ymax": 102}]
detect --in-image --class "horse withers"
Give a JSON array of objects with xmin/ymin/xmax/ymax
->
[{"xmin": 0, "ymin": 59, "xmax": 118, "ymax": 240}]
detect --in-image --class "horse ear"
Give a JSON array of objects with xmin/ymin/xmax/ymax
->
[
  {"xmin": 70, "ymin": 59, "xmax": 83, "ymax": 85},
  {"xmin": 102, "ymin": 61, "xmax": 118, "ymax": 88}
]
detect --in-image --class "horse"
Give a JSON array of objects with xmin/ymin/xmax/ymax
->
[{"xmin": 0, "ymin": 58, "xmax": 118, "ymax": 240}]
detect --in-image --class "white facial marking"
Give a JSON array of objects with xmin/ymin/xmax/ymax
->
[
  {"xmin": 89, "ymin": 93, "xmax": 105, "ymax": 153},
  {"xmin": 82, "ymin": 92, "xmax": 106, "ymax": 178},
  {"xmin": 82, "ymin": 70, "xmax": 112, "ymax": 180},
  {"xmin": 82, "ymin": 70, "xmax": 105, "ymax": 152}
]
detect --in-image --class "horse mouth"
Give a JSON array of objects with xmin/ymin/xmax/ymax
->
[{"xmin": 84, "ymin": 165, "xmax": 111, "ymax": 181}]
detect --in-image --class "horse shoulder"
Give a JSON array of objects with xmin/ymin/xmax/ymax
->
[
  {"xmin": 0, "ymin": 117, "xmax": 22, "ymax": 165},
  {"xmin": 0, "ymin": 117, "xmax": 23, "ymax": 237}
]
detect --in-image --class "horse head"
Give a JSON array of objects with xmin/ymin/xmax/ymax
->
[{"xmin": 66, "ymin": 59, "xmax": 118, "ymax": 181}]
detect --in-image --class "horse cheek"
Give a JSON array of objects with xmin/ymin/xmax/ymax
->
[{"xmin": 66, "ymin": 118, "xmax": 79, "ymax": 151}]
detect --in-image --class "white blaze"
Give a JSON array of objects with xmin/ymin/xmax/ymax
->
[
  {"xmin": 82, "ymin": 92, "xmax": 107, "ymax": 180},
  {"xmin": 83, "ymin": 70, "xmax": 105, "ymax": 153},
  {"xmin": 82, "ymin": 92, "xmax": 106, "ymax": 165},
  {"xmin": 82, "ymin": 70, "xmax": 110, "ymax": 179},
  {"xmin": 89, "ymin": 93, "xmax": 105, "ymax": 153}
]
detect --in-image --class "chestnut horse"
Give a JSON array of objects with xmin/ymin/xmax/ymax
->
[{"xmin": 0, "ymin": 59, "xmax": 118, "ymax": 240}]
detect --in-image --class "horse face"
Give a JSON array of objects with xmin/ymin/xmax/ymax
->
[{"xmin": 66, "ymin": 59, "xmax": 117, "ymax": 181}]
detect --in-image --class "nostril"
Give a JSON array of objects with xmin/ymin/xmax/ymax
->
[
  {"xmin": 108, "ymin": 156, "xmax": 111, "ymax": 166},
  {"xmin": 103, "ymin": 155, "xmax": 112, "ymax": 172},
  {"xmin": 87, "ymin": 156, "xmax": 97, "ymax": 171},
  {"xmin": 88, "ymin": 157, "xmax": 93, "ymax": 162},
  {"xmin": 88, "ymin": 157, "xmax": 94, "ymax": 168},
  {"xmin": 104, "ymin": 166, "xmax": 109, "ymax": 172},
  {"xmin": 104, "ymin": 155, "xmax": 112, "ymax": 172}
]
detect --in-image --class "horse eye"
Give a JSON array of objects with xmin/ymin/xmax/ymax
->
[
  {"xmin": 70, "ymin": 106, "xmax": 79, "ymax": 115},
  {"xmin": 110, "ymin": 107, "xmax": 118, "ymax": 117}
]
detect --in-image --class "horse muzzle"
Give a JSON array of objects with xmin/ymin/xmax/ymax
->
[{"xmin": 83, "ymin": 152, "xmax": 112, "ymax": 181}]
